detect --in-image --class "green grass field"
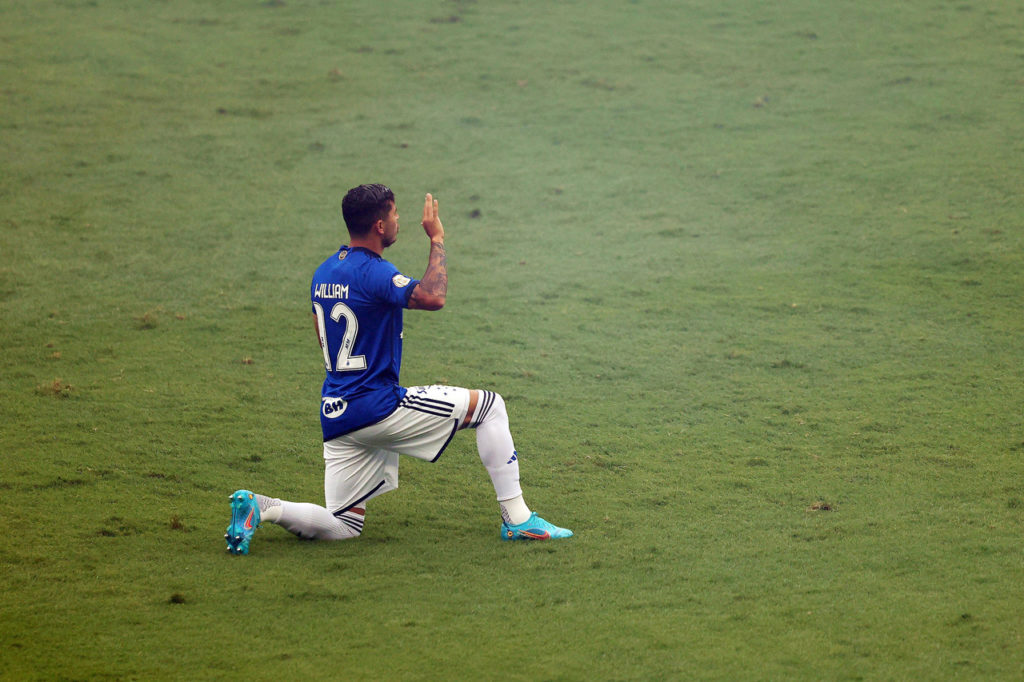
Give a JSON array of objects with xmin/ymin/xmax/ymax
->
[{"xmin": 2, "ymin": 0, "xmax": 1023, "ymax": 679}]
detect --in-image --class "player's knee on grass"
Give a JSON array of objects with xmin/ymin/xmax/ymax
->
[{"xmin": 330, "ymin": 508, "xmax": 365, "ymax": 540}]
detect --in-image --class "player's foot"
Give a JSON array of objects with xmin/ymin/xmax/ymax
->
[
  {"xmin": 500, "ymin": 512, "xmax": 573, "ymax": 541},
  {"xmin": 225, "ymin": 490, "xmax": 261, "ymax": 555}
]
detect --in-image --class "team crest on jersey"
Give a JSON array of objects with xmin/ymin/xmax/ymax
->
[
  {"xmin": 322, "ymin": 397, "xmax": 348, "ymax": 418},
  {"xmin": 338, "ymin": 250, "xmax": 348, "ymax": 261},
  {"xmin": 392, "ymin": 274, "xmax": 411, "ymax": 288}
]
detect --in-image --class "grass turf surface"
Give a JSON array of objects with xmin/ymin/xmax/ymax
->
[{"xmin": 2, "ymin": 0, "xmax": 1023, "ymax": 679}]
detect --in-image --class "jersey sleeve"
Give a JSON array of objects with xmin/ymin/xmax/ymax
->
[{"xmin": 369, "ymin": 260, "xmax": 419, "ymax": 307}]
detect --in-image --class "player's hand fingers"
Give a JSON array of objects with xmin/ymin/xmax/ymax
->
[{"xmin": 423, "ymin": 193, "xmax": 433, "ymax": 225}]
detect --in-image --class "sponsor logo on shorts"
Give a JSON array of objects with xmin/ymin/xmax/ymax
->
[
  {"xmin": 392, "ymin": 274, "xmax": 411, "ymax": 288},
  {"xmin": 322, "ymin": 397, "xmax": 348, "ymax": 418}
]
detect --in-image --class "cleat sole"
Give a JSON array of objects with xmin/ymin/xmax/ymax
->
[{"xmin": 225, "ymin": 489, "xmax": 260, "ymax": 556}]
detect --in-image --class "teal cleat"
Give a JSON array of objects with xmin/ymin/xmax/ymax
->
[
  {"xmin": 500, "ymin": 512, "xmax": 573, "ymax": 541},
  {"xmin": 225, "ymin": 490, "xmax": 261, "ymax": 555}
]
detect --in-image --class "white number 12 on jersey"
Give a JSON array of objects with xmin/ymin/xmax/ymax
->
[{"xmin": 313, "ymin": 302, "xmax": 367, "ymax": 372}]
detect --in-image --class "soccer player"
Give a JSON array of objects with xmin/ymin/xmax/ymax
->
[{"xmin": 225, "ymin": 184, "xmax": 572, "ymax": 554}]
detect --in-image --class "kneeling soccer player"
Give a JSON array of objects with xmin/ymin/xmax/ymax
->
[{"xmin": 225, "ymin": 184, "xmax": 572, "ymax": 554}]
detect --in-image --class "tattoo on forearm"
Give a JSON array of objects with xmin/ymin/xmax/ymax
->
[{"xmin": 421, "ymin": 241, "xmax": 448, "ymax": 297}]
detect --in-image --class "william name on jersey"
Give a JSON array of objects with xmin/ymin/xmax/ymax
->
[{"xmin": 314, "ymin": 283, "xmax": 350, "ymax": 299}]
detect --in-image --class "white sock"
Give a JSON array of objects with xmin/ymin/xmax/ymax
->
[
  {"xmin": 255, "ymin": 494, "xmax": 282, "ymax": 522},
  {"xmin": 499, "ymin": 495, "xmax": 531, "ymax": 526},
  {"xmin": 272, "ymin": 500, "xmax": 362, "ymax": 540},
  {"xmin": 472, "ymin": 391, "xmax": 528, "ymax": 520}
]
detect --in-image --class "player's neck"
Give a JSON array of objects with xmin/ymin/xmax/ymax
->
[{"xmin": 348, "ymin": 236, "xmax": 383, "ymax": 255}]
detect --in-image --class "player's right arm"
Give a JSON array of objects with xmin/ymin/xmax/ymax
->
[{"xmin": 408, "ymin": 193, "xmax": 447, "ymax": 311}]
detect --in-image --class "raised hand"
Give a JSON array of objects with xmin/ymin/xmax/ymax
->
[{"xmin": 421, "ymin": 193, "xmax": 444, "ymax": 243}]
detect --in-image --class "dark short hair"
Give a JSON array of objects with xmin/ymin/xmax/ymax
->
[{"xmin": 341, "ymin": 184, "xmax": 395, "ymax": 237}]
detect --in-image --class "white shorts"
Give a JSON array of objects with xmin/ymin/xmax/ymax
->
[{"xmin": 323, "ymin": 385, "xmax": 472, "ymax": 514}]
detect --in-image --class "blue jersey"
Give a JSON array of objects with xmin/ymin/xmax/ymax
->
[{"xmin": 311, "ymin": 246, "xmax": 419, "ymax": 440}]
